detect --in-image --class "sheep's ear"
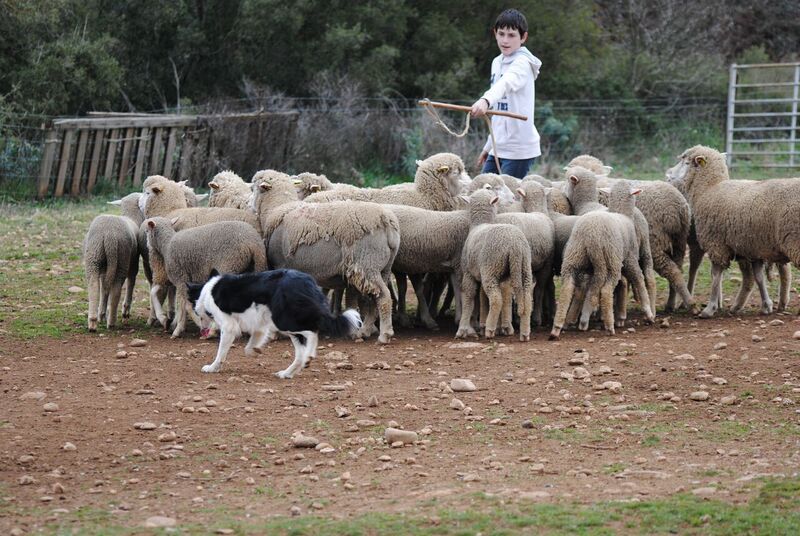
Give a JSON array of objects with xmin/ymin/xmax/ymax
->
[
  {"xmin": 568, "ymin": 175, "xmax": 579, "ymax": 185},
  {"xmin": 146, "ymin": 220, "xmax": 155, "ymax": 229},
  {"xmin": 598, "ymin": 187, "xmax": 611, "ymax": 194},
  {"xmin": 601, "ymin": 165, "xmax": 613, "ymax": 175},
  {"xmin": 437, "ymin": 165, "xmax": 450, "ymax": 174},
  {"xmin": 310, "ymin": 184, "xmax": 321, "ymax": 192},
  {"xmin": 694, "ymin": 155, "xmax": 707, "ymax": 168},
  {"xmin": 107, "ymin": 199, "xmax": 122, "ymax": 206},
  {"xmin": 209, "ymin": 182, "xmax": 219, "ymax": 190},
  {"xmin": 151, "ymin": 185, "xmax": 162, "ymax": 194},
  {"xmin": 259, "ymin": 183, "xmax": 269, "ymax": 192},
  {"xmin": 415, "ymin": 159, "xmax": 423, "ymax": 167},
  {"xmin": 170, "ymin": 217, "xmax": 180, "ymax": 226},
  {"xmin": 292, "ymin": 179, "xmax": 303, "ymax": 185},
  {"xmin": 460, "ymin": 195, "xmax": 470, "ymax": 204},
  {"xmin": 490, "ymin": 196, "xmax": 499, "ymax": 206},
  {"xmin": 631, "ymin": 188, "xmax": 642, "ymax": 196},
  {"xmin": 483, "ymin": 183, "xmax": 492, "ymax": 190},
  {"xmin": 516, "ymin": 187, "xmax": 526, "ymax": 198}
]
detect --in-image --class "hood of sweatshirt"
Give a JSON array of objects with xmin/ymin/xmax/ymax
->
[{"xmin": 501, "ymin": 46, "xmax": 542, "ymax": 80}]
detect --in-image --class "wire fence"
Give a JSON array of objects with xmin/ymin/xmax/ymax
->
[{"xmin": 0, "ymin": 97, "xmax": 731, "ymax": 197}]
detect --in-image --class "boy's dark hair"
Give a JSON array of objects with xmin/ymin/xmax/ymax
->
[{"xmin": 493, "ymin": 9, "xmax": 528, "ymax": 35}]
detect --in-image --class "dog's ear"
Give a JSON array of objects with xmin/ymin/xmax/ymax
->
[
  {"xmin": 209, "ymin": 268, "xmax": 220, "ymax": 279},
  {"xmin": 186, "ymin": 282, "xmax": 204, "ymax": 303}
]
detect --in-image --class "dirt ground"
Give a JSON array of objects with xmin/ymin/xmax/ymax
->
[{"xmin": 2, "ymin": 303, "xmax": 800, "ymax": 532}]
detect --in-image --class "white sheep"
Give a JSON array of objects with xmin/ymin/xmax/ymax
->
[
  {"xmin": 665, "ymin": 145, "xmax": 800, "ymax": 317},
  {"xmin": 208, "ymin": 170, "xmax": 253, "ymax": 209},
  {"xmin": 293, "ymin": 172, "xmax": 361, "ymax": 200},
  {"xmin": 456, "ymin": 189, "xmax": 533, "ymax": 341},
  {"xmin": 251, "ymin": 170, "xmax": 400, "ymax": 343},
  {"xmin": 143, "ymin": 217, "xmax": 268, "ymax": 338}
]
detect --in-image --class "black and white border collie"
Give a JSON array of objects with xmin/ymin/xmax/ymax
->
[{"xmin": 187, "ymin": 269, "xmax": 361, "ymax": 379}]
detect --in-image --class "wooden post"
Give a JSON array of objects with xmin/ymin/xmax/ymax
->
[
  {"xmin": 163, "ymin": 128, "xmax": 178, "ymax": 177},
  {"xmin": 178, "ymin": 130, "xmax": 196, "ymax": 183},
  {"xmin": 726, "ymin": 64, "xmax": 737, "ymax": 167},
  {"xmin": 790, "ymin": 64, "xmax": 799, "ymax": 167},
  {"xmin": 86, "ymin": 130, "xmax": 105, "ymax": 194},
  {"xmin": 54, "ymin": 129, "xmax": 75, "ymax": 197},
  {"xmin": 37, "ymin": 130, "xmax": 60, "ymax": 198},
  {"xmin": 149, "ymin": 127, "xmax": 164, "ymax": 178},
  {"xmin": 70, "ymin": 130, "xmax": 89, "ymax": 196},
  {"xmin": 117, "ymin": 127, "xmax": 135, "ymax": 186},
  {"xmin": 104, "ymin": 129, "xmax": 120, "ymax": 182},
  {"xmin": 132, "ymin": 127, "xmax": 150, "ymax": 187}
]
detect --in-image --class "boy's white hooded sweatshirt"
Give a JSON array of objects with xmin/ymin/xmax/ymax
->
[{"xmin": 481, "ymin": 46, "xmax": 542, "ymax": 160}]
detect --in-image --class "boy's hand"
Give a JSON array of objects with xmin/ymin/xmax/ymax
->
[
  {"xmin": 470, "ymin": 98, "xmax": 489, "ymax": 117},
  {"xmin": 477, "ymin": 150, "xmax": 488, "ymax": 168}
]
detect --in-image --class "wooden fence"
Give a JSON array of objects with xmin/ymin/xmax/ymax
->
[
  {"xmin": 726, "ymin": 62, "xmax": 800, "ymax": 168},
  {"xmin": 36, "ymin": 111, "xmax": 299, "ymax": 198}
]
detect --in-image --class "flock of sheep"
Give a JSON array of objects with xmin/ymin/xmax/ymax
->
[{"xmin": 82, "ymin": 145, "xmax": 800, "ymax": 361}]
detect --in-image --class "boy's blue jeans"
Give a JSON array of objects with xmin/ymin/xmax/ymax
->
[{"xmin": 482, "ymin": 155, "xmax": 537, "ymax": 179}]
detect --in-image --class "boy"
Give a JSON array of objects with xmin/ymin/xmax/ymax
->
[{"xmin": 470, "ymin": 9, "xmax": 542, "ymax": 179}]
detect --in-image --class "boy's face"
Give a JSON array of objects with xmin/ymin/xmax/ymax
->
[{"xmin": 494, "ymin": 26, "xmax": 527, "ymax": 56}]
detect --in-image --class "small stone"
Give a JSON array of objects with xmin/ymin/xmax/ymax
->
[
  {"xmin": 690, "ymin": 391, "xmax": 710, "ymax": 401},
  {"xmin": 721, "ymin": 395, "xmax": 737, "ymax": 405},
  {"xmin": 450, "ymin": 398, "xmax": 465, "ymax": 411},
  {"xmin": 793, "ymin": 331, "xmax": 800, "ymax": 340},
  {"xmin": 290, "ymin": 505, "xmax": 302, "ymax": 516},
  {"xmin": 751, "ymin": 335, "xmax": 764, "ymax": 342},
  {"xmin": 181, "ymin": 406, "xmax": 195, "ymax": 413},
  {"xmin": 51, "ymin": 482, "xmax": 65, "ymax": 495},
  {"xmin": 675, "ymin": 353, "xmax": 695, "ymax": 361},
  {"xmin": 144, "ymin": 516, "xmax": 176, "ymax": 528},
  {"xmin": 67, "ymin": 286, "xmax": 84, "ymax": 293},
  {"xmin": 19, "ymin": 391, "xmax": 46, "ymax": 401},
  {"xmin": 291, "ymin": 432, "xmax": 319, "ymax": 448},
  {"xmin": 521, "ymin": 419, "xmax": 534, "ymax": 429},
  {"xmin": 115, "ymin": 350, "xmax": 128, "ymax": 359},
  {"xmin": 691, "ymin": 487, "xmax": 717, "ymax": 497},
  {"xmin": 335, "ymin": 406, "xmax": 351, "ymax": 418},
  {"xmin": 600, "ymin": 381, "xmax": 622, "ymax": 393},
  {"xmin": 311, "ymin": 502, "xmax": 324, "ymax": 510},
  {"xmin": 385, "ymin": 427, "xmax": 418, "ymax": 444},
  {"xmin": 450, "ymin": 379, "xmax": 477, "ymax": 392},
  {"xmin": 573, "ymin": 367, "xmax": 590, "ymax": 379},
  {"xmin": 449, "ymin": 342, "xmax": 484, "ymax": 349},
  {"xmin": 768, "ymin": 319, "xmax": 784, "ymax": 326},
  {"xmin": 530, "ymin": 463, "xmax": 545, "ymax": 473},
  {"xmin": 712, "ymin": 377, "xmax": 727, "ymax": 385},
  {"xmin": 62, "ymin": 442, "xmax": 77, "ymax": 452},
  {"xmin": 713, "ymin": 342, "xmax": 727, "ymax": 351},
  {"xmin": 43, "ymin": 402, "xmax": 59, "ymax": 412},
  {"xmin": 158, "ymin": 431, "xmax": 177, "ymax": 442},
  {"xmin": 134, "ymin": 422, "xmax": 157, "ymax": 430},
  {"xmin": 356, "ymin": 419, "xmax": 377, "ymax": 427},
  {"xmin": 18, "ymin": 475, "xmax": 35, "ymax": 485},
  {"xmin": 129, "ymin": 339, "xmax": 148, "ymax": 347},
  {"xmin": 378, "ymin": 455, "xmax": 392, "ymax": 462},
  {"xmin": 367, "ymin": 395, "xmax": 379, "ymax": 407}
]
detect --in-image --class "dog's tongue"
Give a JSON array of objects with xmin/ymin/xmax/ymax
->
[{"xmin": 199, "ymin": 328, "xmax": 210, "ymax": 339}]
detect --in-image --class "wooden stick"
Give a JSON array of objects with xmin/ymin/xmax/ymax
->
[{"xmin": 418, "ymin": 100, "xmax": 527, "ymax": 121}]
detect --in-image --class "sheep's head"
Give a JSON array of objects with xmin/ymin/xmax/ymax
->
[
  {"xmin": 665, "ymin": 145, "xmax": 728, "ymax": 195},
  {"xmin": 415, "ymin": 152, "xmax": 470, "ymax": 197},
  {"xmin": 545, "ymin": 187, "xmax": 572, "ymax": 215},
  {"xmin": 250, "ymin": 169, "xmax": 295, "ymax": 210},
  {"xmin": 606, "ymin": 180, "xmax": 641, "ymax": 216},
  {"xmin": 522, "ymin": 173, "xmax": 551, "ymax": 187},
  {"xmin": 563, "ymin": 165, "xmax": 599, "ymax": 204},
  {"xmin": 293, "ymin": 172, "xmax": 333, "ymax": 200},
  {"xmin": 465, "ymin": 188, "xmax": 499, "ymax": 225},
  {"xmin": 470, "ymin": 173, "xmax": 517, "ymax": 205},
  {"xmin": 516, "ymin": 181, "xmax": 547, "ymax": 213},
  {"xmin": 566, "ymin": 155, "xmax": 612, "ymax": 176}
]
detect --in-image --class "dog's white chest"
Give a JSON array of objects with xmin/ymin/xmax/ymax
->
[{"xmin": 232, "ymin": 304, "xmax": 272, "ymax": 334}]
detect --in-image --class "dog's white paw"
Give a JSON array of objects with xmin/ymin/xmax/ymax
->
[
  {"xmin": 275, "ymin": 369, "xmax": 293, "ymax": 379},
  {"xmin": 201, "ymin": 364, "xmax": 219, "ymax": 373},
  {"xmin": 245, "ymin": 347, "xmax": 262, "ymax": 358}
]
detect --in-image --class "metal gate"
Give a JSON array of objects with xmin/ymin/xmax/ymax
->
[{"xmin": 726, "ymin": 62, "xmax": 800, "ymax": 169}]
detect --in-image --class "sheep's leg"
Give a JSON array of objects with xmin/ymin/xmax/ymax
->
[
  {"xmin": 167, "ymin": 286, "xmax": 177, "ymax": 323},
  {"xmin": 393, "ymin": 273, "xmax": 412, "ymax": 327},
  {"xmin": 542, "ymin": 276, "xmax": 556, "ymax": 327},
  {"xmin": 578, "ymin": 288, "xmax": 595, "ymax": 331},
  {"xmin": 778, "ymin": 262, "xmax": 791, "ymax": 312},
  {"xmin": 202, "ymin": 328, "xmax": 235, "ymax": 373},
  {"xmin": 751, "ymin": 260, "xmax": 774, "ymax": 314},
  {"xmin": 656, "ymin": 256, "xmax": 696, "ymax": 314},
  {"xmin": 516, "ymin": 280, "xmax": 533, "ymax": 342},
  {"xmin": 499, "ymin": 281, "xmax": 514, "ymax": 336},
  {"xmin": 478, "ymin": 287, "xmax": 489, "ymax": 334},
  {"xmin": 409, "ymin": 274, "xmax": 438, "ymax": 330},
  {"xmin": 731, "ymin": 260, "xmax": 756, "ymax": 314},
  {"xmin": 482, "ymin": 281, "xmax": 503, "ymax": 339},
  {"xmin": 700, "ymin": 263, "xmax": 725, "ymax": 318},
  {"xmin": 665, "ymin": 284, "xmax": 677, "ymax": 313},
  {"xmin": 450, "ymin": 271, "xmax": 463, "ymax": 326},
  {"xmin": 122, "ymin": 257, "xmax": 138, "ymax": 319},
  {"xmin": 147, "ymin": 285, "xmax": 168, "ymax": 326},
  {"xmin": 373, "ymin": 277, "xmax": 394, "ymax": 344},
  {"xmin": 531, "ymin": 266, "xmax": 550, "ymax": 327},
  {"xmin": 687, "ymin": 240, "xmax": 704, "ymax": 295},
  {"xmin": 87, "ymin": 275, "xmax": 101, "ymax": 332},
  {"xmin": 276, "ymin": 334, "xmax": 308, "ymax": 379},
  {"xmin": 455, "ymin": 276, "xmax": 479, "ymax": 339},
  {"xmin": 645, "ymin": 268, "xmax": 658, "ymax": 318},
  {"xmin": 150, "ymin": 284, "xmax": 169, "ymax": 328},
  {"xmin": 170, "ymin": 290, "xmax": 191, "ymax": 339},
  {"xmin": 355, "ymin": 293, "xmax": 378, "ymax": 339},
  {"xmin": 333, "ymin": 288, "xmax": 344, "ymax": 314},
  {"xmin": 599, "ymin": 282, "xmax": 616, "ymax": 335},
  {"xmin": 624, "ymin": 264, "xmax": 654, "ymax": 325},
  {"xmin": 106, "ymin": 281, "xmax": 124, "ymax": 329},
  {"xmin": 549, "ymin": 276, "xmax": 577, "ymax": 340},
  {"xmin": 613, "ymin": 280, "xmax": 628, "ymax": 328},
  {"xmin": 566, "ymin": 278, "xmax": 587, "ymax": 326},
  {"xmin": 99, "ymin": 280, "xmax": 109, "ymax": 323}
]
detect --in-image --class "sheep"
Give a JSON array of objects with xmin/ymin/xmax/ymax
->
[
  {"xmin": 665, "ymin": 145, "xmax": 800, "ymax": 317},
  {"xmin": 495, "ymin": 181, "xmax": 555, "ymax": 328},
  {"xmin": 563, "ymin": 165, "xmax": 606, "ymax": 215},
  {"xmin": 83, "ymin": 203, "xmax": 140, "ymax": 331},
  {"xmin": 568, "ymin": 155, "xmax": 695, "ymax": 313},
  {"xmin": 208, "ymin": 170, "xmax": 252, "ymax": 209},
  {"xmin": 467, "ymin": 173, "xmax": 517, "ymax": 205},
  {"xmin": 455, "ymin": 189, "xmax": 533, "ymax": 341},
  {"xmin": 293, "ymin": 172, "xmax": 361, "ymax": 200},
  {"xmin": 550, "ymin": 181, "xmax": 654, "ymax": 339},
  {"xmin": 523, "ymin": 173, "xmax": 552, "ymax": 187},
  {"xmin": 305, "ymin": 153, "xmax": 470, "ymax": 211},
  {"xmin": 143, "ymin": 217, "xmax": 267, "ymax": 338},
  {"xmin": 251, "ymin": 169, "xmax": 400, "ymax": 343}
]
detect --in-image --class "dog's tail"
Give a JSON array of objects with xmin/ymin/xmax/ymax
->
[{"xmin": 319, "ymin": 308, "xmax": 362, "ymax": 338}]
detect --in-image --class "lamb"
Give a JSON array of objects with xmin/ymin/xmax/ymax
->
[
  {"xmin": 467, "ymin": 173, "xmax": 517, "ymax": 205},
  {"xmin": 208, "ymin": 170, "xmax": 252, "ymax": 209},
  {"xmin": 665, "ymin": 145, "xmax": 800, "ymax": 317},
  {"xmin": 304, "ymin": 153, "xmax": 470, "ymax": 211},
  {"xmin": 83, "ymin": 194, "xmax": 141, "ymax": 330},
  {"xmin": 550, "ymin": 181, "xmax": 654, "ymax": 339},
  {"xmin": 569, "ymin": 155, "xmax": 694, "ymax": 313},
  {"xmin": 293, "ymin": 172, "xmax": 361, "ymax": 200},
  {"xmin": 251, "ymin": 169, "xmax": 400, "ymax": 343},
  {"xmin": 143, "ymin": 217, "xmax": 267, "ymax": 338},
  {"xmin": 455, "ymin": 189, "xmax": 533, "ymax": 341}
]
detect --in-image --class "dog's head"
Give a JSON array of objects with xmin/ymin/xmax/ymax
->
[{"xmin": 187, "ymin": 269, "xmax": 220, "ymax": 338}]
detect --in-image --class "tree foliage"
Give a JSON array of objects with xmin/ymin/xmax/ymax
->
[{"xmin": 0, "ymin": 0, "xmax": 797, "ymax": 116}]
